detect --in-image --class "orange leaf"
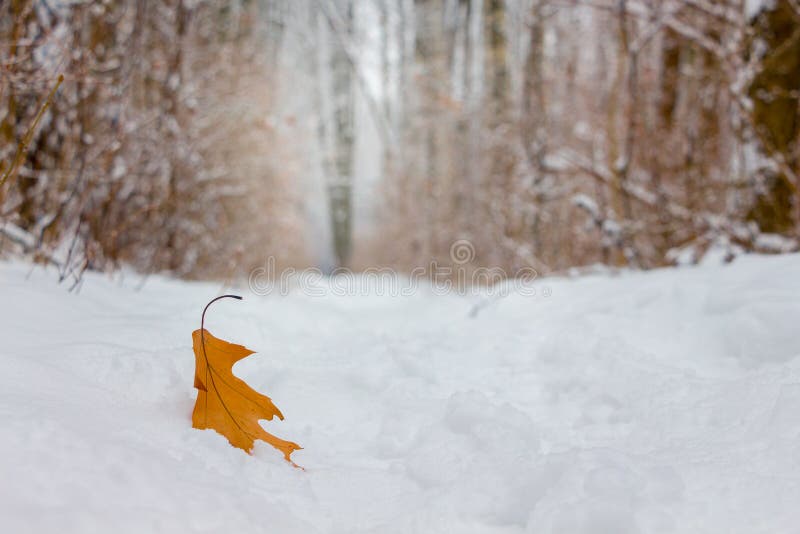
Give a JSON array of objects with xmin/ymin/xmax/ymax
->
[{"xmin": 191, "ymin": 296, "xmax": 301, "ymax": 466}]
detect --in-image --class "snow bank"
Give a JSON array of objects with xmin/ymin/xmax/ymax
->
[{"xmin": 2, "ymin": 254, "xmax": 800, "ymax": 533}]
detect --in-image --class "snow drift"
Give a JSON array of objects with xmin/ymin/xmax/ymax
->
[{"xmin": 1, "ymin": 254, "xmax": 799, "ymax": 533}]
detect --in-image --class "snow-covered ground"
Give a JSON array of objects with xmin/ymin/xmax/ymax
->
[{"xmin": 2, "ymin": 254, "xmax": 800, "ymax": 534}]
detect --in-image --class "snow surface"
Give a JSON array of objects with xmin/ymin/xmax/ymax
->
[{"xmin": 2, "ymin": 254, "xmax": 800, "ymax": 533}]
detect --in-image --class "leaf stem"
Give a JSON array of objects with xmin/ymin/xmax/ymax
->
[
  {"xmin": 199, "ymin": 295, "xmax": 242, "ymax": 431},
  {"xmin": 201, "ymin": 294, "xmax": 242, "ymax": 334}
]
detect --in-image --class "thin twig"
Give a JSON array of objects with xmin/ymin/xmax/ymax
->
[{"xmin": 0, "ymin": 74, "xmax": 64, "ymax": 190}]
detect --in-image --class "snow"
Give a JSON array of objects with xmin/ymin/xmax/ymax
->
[
  {"xmin": 755, "ymin": 233, "xmax": 799, "ymax": 253},
  {"xmin": 746, "ymin": 0, "xmax": 776, "ymax": 19},
  {"xmin": 1, "ymin": 222, "xmax": 37, "ymax": 250},
  {"xmin": 572, "ymin": 193, "xmax": 599, "ymax": 219},
  {"xmin": 2, "ymin": 254, "xmax": 800, "ymax": 533}
]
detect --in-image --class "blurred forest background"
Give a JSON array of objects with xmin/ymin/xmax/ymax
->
[{"xmin": 1, "ymin": 0, "xmax": 799, "ymax": 284}]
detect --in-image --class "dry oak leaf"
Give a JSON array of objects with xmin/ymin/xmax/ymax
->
[{"xmin": 191, "ymin": 296, "xmax": 301, "ymax": 465}]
